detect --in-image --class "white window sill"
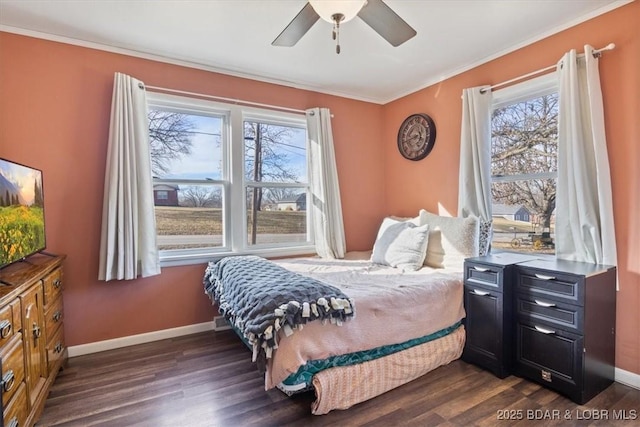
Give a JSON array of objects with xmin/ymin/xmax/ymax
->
[
  {"xmin": 159, "ymin": 245, "xmax": 317, "ymax": 268},
  {"xmin": 489, "ymin": 248, "xmax": 555, "ymax": 260}
]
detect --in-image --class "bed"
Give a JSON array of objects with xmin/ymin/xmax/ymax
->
[{"xmin": 204, "ymin": 210, "xmax": 482, "ymax": 414}]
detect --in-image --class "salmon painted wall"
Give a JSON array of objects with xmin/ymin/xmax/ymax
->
[
  {"xmin": 0, "ymin": 32, "xmax": 385, "ymax": 346},
  {"xmin": 383, "ymin": 1, "xmax": 640, "ymax": 374}
]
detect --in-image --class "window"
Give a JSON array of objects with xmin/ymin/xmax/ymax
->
[
  {"xmin": 146, "ymin": 93, "xmax": 312, "ymax": 266},
  {"xmin": 490, "ymin": 74, "xmax": 557, "ymax": 254},
  {"xmin": 243, "ymin": 118, "xmax": 308, "ymax": 247}
]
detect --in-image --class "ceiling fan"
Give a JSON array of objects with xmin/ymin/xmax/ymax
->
[{"xmin": 272, "ymin": 0, "xmax": 416, "ymax": 54}]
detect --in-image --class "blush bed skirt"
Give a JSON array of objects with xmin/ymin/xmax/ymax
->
[{"xmin": 310, "ymin": 325, "xmax": 465, "ymax": 415}]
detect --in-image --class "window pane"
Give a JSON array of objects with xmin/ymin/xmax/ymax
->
[
  {"xmin": 246, "ymin": 186, "xmax": 308, "ymax": 246},
  {"xmin": 491, "ymin": 90, "xmax": 557, "ymax": 255},
  {"xmin": 244, "ymin": 121, "xmax": 307, "ymax": 184},
  {"xmin": 148, "ymin": 109, "xmax": 224, "ymax": 180},
  {"xmin": 491, "ymin": 180, "xmax": 555, "ymax": 254},
  {"xmin": 491, "ymin": 93, "xmax": 558, "ymax": 177},
  {"xmin": 154, "ymin": 184, "xmax": 224, "ymax": 250}
]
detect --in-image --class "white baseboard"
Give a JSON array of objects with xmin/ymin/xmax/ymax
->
[
  {"xmin": 615, "ymin": 367, "xmax": 640, "ymax": 390},
  {"xmin": 67, "ymin": 321, "xmax": 215, "ymax": 357}
]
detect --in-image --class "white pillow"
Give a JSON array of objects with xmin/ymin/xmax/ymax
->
[
  {"xmin": 418, "ymin": 210, "xmax": 479, "ymax": 270},
  {"xmin": 371, "ymin": 218, "xmax": 430, "ymax": 272}
]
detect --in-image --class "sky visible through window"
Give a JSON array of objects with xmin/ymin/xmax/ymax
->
[{"xmin": 157, "ymin": 114, "xmax": 307, "ymax": 182}]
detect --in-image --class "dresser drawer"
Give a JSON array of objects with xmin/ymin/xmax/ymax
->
[
  {"xmin": 42, "ymin": 267, "xmax": 64, "ymax": 306},
  {"xmin": 44, "ymin": 294, "xmax": 64, "ymax": 338},
  {"xmin": 0, "ymin": 300, "xmax": 21, "ymax": 347},
  {"xmin": 47, "ymin": 324, "xmax": 66, "ymax": 374},
  {"xmin": 465, "ymin": 263, "xmax": 504, "ymax": 291},
  {"xmin": 515, "ymin": 294, "xmax": 583, "ymax": 333},
  {"xmin": 3, "ymin": 381, "xmax": 28, "ymax": 427},
  {"xmin": 515, "ymin": 320, "xmax": 583, "ymax": 399},
  {"xmin": 516, "ymin": 268, "xmax": 583, "ymax": 306},
  {"xmin": 1, "ymin": 333, "xmax": 25, "ymax": 408}
]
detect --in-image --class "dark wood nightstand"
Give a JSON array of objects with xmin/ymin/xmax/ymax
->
[
  {"xmin": 462, "ymin": 253, "xmax": 537, "ymax": 378},
  {"xmin": 513, "ymin": 258, "xmax": 616, "ymax": 404}
]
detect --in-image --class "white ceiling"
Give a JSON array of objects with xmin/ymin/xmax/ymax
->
[{"xmin": 0, "ymin": 0, "xmax": 628, "ymax": 103}]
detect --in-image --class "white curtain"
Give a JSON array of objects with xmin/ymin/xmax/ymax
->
[
  {"xmin": 556, "ymin": 46, "xmax": 617, "ymax": 267},
  {"xmin": 458, "ymin": 87, "xmax": 493, "ymax": 255},
  {"xmin": 98, "ymin": 73, "xmax": 160, "ymax": 281},
  {"xmin": 306, "ymin": 108, "xmax": 346, "ymax": 259},
  {"xmin": 458, "ymin": 86, "xmax": 493, "ymax": 221}
]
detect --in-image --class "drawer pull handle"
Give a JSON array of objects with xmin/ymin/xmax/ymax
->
[
  {"xmin": 0, "ymin": 319, "xmax": 12, "ymax": 338},
  {"xmin": 534, "ymin": 273, "xmax": 556, "ymax": 281},
  {"xmin": 53, "ymin": 278, "xmax": 63, "ymax": 288},
  {"xmin": 1, "ymin": 369, "xmax": 15, "ymax": 392},
  {"xmin": 33, "ymin": 323, "xmax": 42, "ymax": 338},
  {"xmin": 473, "ymin": 266, "xmax": 489, "ymax": 272},
  {"xmin": 7, "ymin": 417, "xmax": 19, "ymax": 427},
  {"xmin": 534, "ymin": 299, "xmax": 556, "ymax": 308},
  {"xmin": 53, "ymin": 311, "xmax": 63, "ymax": 322},
  {"xmin": 54, "ymin": 341, "xmax": 64, "ymax": 354},
  {"xmin": 534, "ymin": 325, "xmax": 556, "ymax": 335},
  {"xmin": 471, "ymin": 289, "xmax": 490, "ymax": 296}
]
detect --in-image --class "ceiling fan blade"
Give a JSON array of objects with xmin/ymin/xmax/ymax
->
[
  {"xmin": 358, "ymin": 0, "xmax": 416, "ymax": 47},
  {"xmin": 272, "ymin": 2, "xmax": 320, "ymax": 47}
]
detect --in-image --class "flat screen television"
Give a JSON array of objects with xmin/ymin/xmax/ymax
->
[{"xmin": 0, "ymin": 158, "xmax": 46, "ymax": 269}]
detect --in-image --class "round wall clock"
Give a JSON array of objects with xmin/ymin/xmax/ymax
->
[{"xmin": 397, "ymin": 113, "xmax": 436, "ymax": 161}]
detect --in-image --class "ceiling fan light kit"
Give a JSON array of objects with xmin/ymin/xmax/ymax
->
[
  {"xmin": 272, "ymin": 0, "xmax": 416, "ymax": 54},
  {"xmin": 309, "ymin": 0, "xmax": 367, "ymax": 23}
]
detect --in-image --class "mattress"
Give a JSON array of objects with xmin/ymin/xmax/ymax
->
[{"xmin": 267, "ymin": 251, "xmax": 465, "ymax": 390}]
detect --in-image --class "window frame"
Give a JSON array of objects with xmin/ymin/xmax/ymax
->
[{"xmin": 147, "ymin": 92, "xmax": 315, "ymax": 267}]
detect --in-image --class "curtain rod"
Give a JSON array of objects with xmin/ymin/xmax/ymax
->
[
  {"xmin": 481, "ymin": 43, "xmax": 615, "ymax": 93},
  {"xmin": 144, "ymin": 85, "xmax": 309, "ymax": 115}
]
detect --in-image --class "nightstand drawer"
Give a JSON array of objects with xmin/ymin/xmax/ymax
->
[
  {"xmin": 516, "ymin": 320, "xmax": 583, "ymax": 399},
  {"xmin": 516, "ymin": 268, "xmax": 583, "ymax": 306},
  {"xmin": 516, "ymin": 294, "xmax": 583, "ymax": 333},
  {"xmin": 465, "ymin": 263, "xmax": 503, "ymax": 291}
]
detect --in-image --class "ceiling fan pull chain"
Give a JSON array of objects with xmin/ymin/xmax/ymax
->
[{"xmin": 334, "ymin": 19, "xmax": 341, "ymax": 54}]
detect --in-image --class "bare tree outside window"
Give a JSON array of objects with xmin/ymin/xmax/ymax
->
[
  {"xmin": 148, "ymin": 110, "xmax": 195, "ymax": 177},
  {"xmin": 244, "ymin": 121, "xmax": 308, "ymax": 245},
  {"xmin": 148, "ymin": 109, "xmax": 225, "ymax": 250},
  {"xmin": 179, "ymin": 186, "xmax": 222, "ymax": 208},
  {"xmin": 491, "ymin": 93, "xmax": 558, "ymax": 253}
]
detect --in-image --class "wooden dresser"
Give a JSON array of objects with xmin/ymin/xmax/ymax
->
[{"xmin": 0, "ymin": 254, "xmax": 67, "ymax": 427}]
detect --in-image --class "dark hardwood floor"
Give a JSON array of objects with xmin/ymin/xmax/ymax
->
[{"xmin": 37, "ymin": 331, "xmax": 639, "ymax": 426}]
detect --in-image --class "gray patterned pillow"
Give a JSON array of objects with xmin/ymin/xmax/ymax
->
[{"xmin": 478, "ymin": 218, "xmax": 492, "ymax": 256}]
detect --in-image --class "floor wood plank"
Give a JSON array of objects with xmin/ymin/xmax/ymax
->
[{"xmin": 37, "ymin": 331, "xmax": 639, "ymax": 426}]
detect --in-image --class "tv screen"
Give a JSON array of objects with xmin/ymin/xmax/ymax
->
[{"xmin": 0, "ymin": 158, "xmax": 46, "ymax": 269}]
